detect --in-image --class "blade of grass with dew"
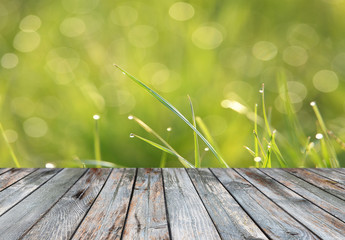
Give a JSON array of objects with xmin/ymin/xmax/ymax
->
[
  {"xmin": 0, "ymin": 122, "xmax": 20, "ymax": 167},
  {"xmin": 160, "ymin": 127, "xmax": 172, "ymax": 168},
  {"xmin": 188, "ymin": 95, "xmax": 200, "ymax": 168},
  {"xmin": 115, "ymin": 65, "xmax": 229, "ymax": 168},
  {"xmin": 310, "ymin": 102, "xmax": 339, "ymax": 167},
  {"xmin": 253, "ymin": 131, "xmax": 267, "ymax": 161},
  {"xmin": 254, "ymin": 103, "xmax": 259, "ymax": 167},
  {"xmin": 196, "ymin": 116, "xmax": 222, "ymax": 154},
  {"xmin": 129, "ymin": 115, "xmax": 194, "ymax": 168},
  {"xmin": 302, "ymin": 137, "xmax": 311, "ymax": 167},
  {"xmin": 244, "ymin": 146, "xmax": 256, "ymax": 157},
  {"xmin": 131, "ymin": 133, "xmax": 194, "ymax": 167},
  {"xmin": 260, "ymin": 84, "xmax": 272, "ymax": 137},
  {"xmin": 93, "ymin": 115, "xmax": 101, "ymax": 167},
  {"xmin": 131, "ymin": 133, "xmax": 175, "ymax": 156}
]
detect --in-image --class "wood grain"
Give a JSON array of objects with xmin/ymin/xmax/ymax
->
[
  {"xmin": 22, "ymin": 168, "xmax": 111, "ymax": 240},
  {"xmin": 0, "ymin": 168, "xmax": 11, "ymax": 175},
  {"xmin": 122, "ymin": 168, "xmax": 169, "ymax": 240},
  {"xmin": 0, "ymin": 168, "xmax": 60, "ymax": 216},
  {"xmin": 71, "ymin": 168, "xmax": 136, "ymax": 240},
  {"xmin": 0, "ymin": 168, "xmax": 86, "ymax": 240},
  {"xmin": 163, "ymin": 168, "xmax": 221, "ymax": 240},
  {"xmin": 285, "ymin": 168, "xmax": 345, "ymax": 201},
  {"xmin": 211, "ymin": 168, "xmax": 318, "ymax": 240},
  {"xmin": 308, "ymin": 168, "xmax": 345, "ymax": 184},
  {"xmin": 237, "ymin": 168, "xmax": 345, "ymax": 239},
  {"xmin": 187, "ymin": 168, "xmax": 267, "ymax": 240},
  {"xmin": 0, "ymin": 168, "xmax": 36, "ymax": 191},
  {"xmin": 261, "ymin": 168, "xmax": 345, "ymax": 222}
]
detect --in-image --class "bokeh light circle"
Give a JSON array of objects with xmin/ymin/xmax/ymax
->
[
  {"xmin": 169, "ymin": 2, "xmax": 195, "ymax": 21},
  {"xmin": 13, "ymin": 31, "xmax": 40, "ymax": 52},
  {"xmin": 313, "ymin": 70, "xmax": 339, "ymax": 93},
  {"xmin": 60, "ymin": 17, "xmax": 86, "ymax": 37},
  {"xmin": 110, "ymin": 6, "xmax": 138, "ymax": 26},
  {"xmin": 252, "ymin": 41, "xmax": 278, "ymax": 61},
  {"xmin": 23, "ymin": 117, "xmax": 48, "ymax": 138},
  {"xmin": 128, "ymin": 25, "xmax": 159, "ymax": 48},
  {"xmin": 283, "ymin": 46, "xmax": 308, "ymax": 67},
  {"xmin": 192, "ymin": 26, "xmax": 223, "ymax": 50},
  {"xmin": 1, "ymin": 53, "xmax": 18, "ymax": 69},
  {"xmin": 20, "ymin": 15, "xmax": 41, "ymax": 32}
]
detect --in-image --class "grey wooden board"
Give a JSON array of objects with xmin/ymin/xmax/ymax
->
[
  {"xmin": 308, "ymin": 168, "xmax": 345, "ymax": 184},
  {"xmin": 0, "ymin": 168, "xmax": 86, "ymax": 240},
  {"xmin": 163, "ymin": 168, "xmax": 221, "ymax": 240},
  {"xmin": 211, "ymin": 168, "xmax": 318, "ymax": 240},
  {"xmin": 22, "ymin": 168, "xmax": 111, "ymax": 240},
  {"xmin": 122, "ymin": 168, "xmax": 169, "ymax": 240},
  {"xmin": 71, "ymin": 168, "xmax": 136, "ymax": 240},
  {"xmin": 285, "ymin": 168, "xmax": 345, "ymax": 201},
  {"xmin": 236, "ymin": 168, "xmax": 345, "ymax": 239},
  {"xmin": 0, "ymin": 168, "xmax": 36, "ymax": 191},
  {"xmin": 0, "ymin": 168, "xmax": 60, "ymax": 216},
  {"xmin": 261, "ymin": 168, "xmax": 345, "ymax": 222},
  {"xmin": 0, "ymin": 168, "xmax": 11, "ymax": 175},
  {"xmin": 187, "ymin": 168, "xmax": 267, "ymax": 240}
]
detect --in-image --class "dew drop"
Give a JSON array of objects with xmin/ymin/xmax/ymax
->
[
  {"xmin": 93, "ymin": 114, "xmax": 100, "ymax": 120},
  {"xmin": 315, "ymin": 133, "xmax": 323, "ymax": 139},
  {"xmin": 167, "ymin": 127, "xmax": 172, "ymax": 132},
  {"xmin": 310, "ymin": 101, "xmax": 316, "ymax": 106},
  {"xmin": 254, "ymin": 156, "xmax": 262, "ymax": 162},
  {"xmin": 45, "ymin": 163, "xmax": 56, "ymax": 168},
  {"xmin": 204, "ymin": 147, "xmax": 209, "ymax": 151},
  {"xmin": 129, "ymin": 133, "xmax": 135, "ymax": 138},
  {"xmin": 128, "ymin": 115, "xmax": 134, "ymax": 120},
  {"xmin": 259, "ymin": 89, "xmax": 264, "ymax": 93}
]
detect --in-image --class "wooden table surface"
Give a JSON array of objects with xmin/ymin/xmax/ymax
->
[{"xmin": 0, "ymin": 168, "xmax": 344, "ymax": 240}]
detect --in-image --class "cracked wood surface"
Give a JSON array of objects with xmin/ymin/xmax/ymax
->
[{"xmin": 0, "ymin": 168, "xmax": 344, "ymax": 240}]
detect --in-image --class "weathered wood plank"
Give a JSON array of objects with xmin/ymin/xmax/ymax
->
[
  {"xmin": 333, "ymin": 168, "xmax": 345, "ymax": 175},
  {"xmin": 0, "ymin": 168, "xmax": 60, "ymax": 216},
  {"xmin": 285, "ymin": 168, "xmax": 345, "ymax": 201},
  {"xmin": 261, "ymin": 168, "xmax": 345, "ymax": 222},
  {"xmin": 0, "ymin": 168, "xmax": 86, "ymax": 240},
  {"xmin": 163, "ymin": 168, "xmax": 221, "ymax": 240},
  {"xmin": 187, "ymin": 168, "xmax": 267, "ymax": 240},
  {"xmin": 308, "ymin": 168, "xmax": 345, "ymax": 184},
  {"xmin": 212, "ymin": 168, "xmax": 318, "ymax": 240},
  {"xmin": 122, "ymin": 168, "xmax": 169, "ymax": 240},
  {"xmin": 22, "ymin": 168, "xmax": 111, "ymax": 240},
  {"xmin": 71, "ymin": 168, "xmax": 136, "ymax": 240},
  {"xmin": 237, "ymin": 168, "xmax": 345, "ymax": 239},
  {"xmin": 0, "ymin": 168, "xmax": 36, "ymax": 191},
  {"xmin": 0, "ymin": 168, "xmax": 11, "ymax": 175}
]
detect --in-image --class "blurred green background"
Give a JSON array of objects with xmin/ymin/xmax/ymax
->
[{"xmin": 1, "ymin": 0, "xmax": 345, "ymax": 167}]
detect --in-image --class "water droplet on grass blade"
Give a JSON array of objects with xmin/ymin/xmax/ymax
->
[
  {"xmin": 310, "ymin": 101, "xmax": 316, "ymax": 106},
  {"xmin": 259, "ymin": 89, "xmax": 264, "ymax": 93},
  {"xmin": 316, "ymin": 133, "xmax": 323, "ymax": 139},
  {"xmin": 93, "ymin": 115, "xmax": 100, "ymax": 120},
  {"xmin": 129, "ymin": 133, "xmax": 135, "ymax": 138},
  {"xmin": 204, "ymin": 147, "xmax": 209, "ymax": 151},
  {"xmin": 167, "ymin": 127, "xmax": 172, "ymax": 132},
  {"xmin": 128, "ymin": 115, "xmax": 134, "ymax": 120},
  {"xmin": 254, "ymin": 157, "xmax": 262, "ymax": 162}
]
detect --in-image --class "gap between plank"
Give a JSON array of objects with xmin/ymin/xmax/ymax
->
[
  {"xmin": 233, "ymin": 169, "xmax": 323, "ymax": 240},
  {"xmin": 69, "ymin": 169, "xmax": 114, "ymax": 239},
  {"xmin": 19, "ymin": 169, "xmax": 88, "ymax": 239},
  {"xmin": 0, "ymin": 169, "xmax": 62, "ymax": 218},
  {"xmin": 119, "ymin": 168, "xmax": 138, "ymax": 240},
  {"xmin": 209, "ymin": 169, "xmax": 272, "ymax": 240},
  {"xmin": 161, "ymin": 169, "xmax": 173, "ymax": 240}
]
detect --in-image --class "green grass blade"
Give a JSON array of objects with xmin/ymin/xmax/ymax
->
[
  {"xmin": 188, "ymin": 95, "xmax": 200, "ymax": 168},
  {"xmin": 310, "ymin": 101, "xmax": 339, "ymax": 167},
  {"xmin": 244, "ymin": 146, "xmax": 256, "ymax": 157},
  {"xmin": 196, "ymin": 116, "xmax": 222, "ymax": 153},
  {"xmin": 253, "ymin": 130, "xmax": 267, "ymax": 160},
  {"xmin": 270, "ymin": 130, "xmax": 287, "ymax": 167},
  {"xmin": 80, "ymin": 159, "xmax": 120, "ymax": 168},
  {"xmin": 115, "ymin": 64, "xmax": 229, "ymax": 168},
  {"xmin": 328, "ymin": 130, "xmax": 345, "ymax": 151},
  {"xmin": 0, "ymin": 122, "xmax": 20, "ymax": 167},
  {"xmin": 260, "ymin": 84, "xmax": 272, "ymax": 137},
  {"xmin": 131, "ymin": 133, "xmax": 175, "ymax": 156},
  {"xmin": 93, "ymin": 115, "xmax": 101, "ymax": 167},
  {"xmin": 130, "ymin": 115, "xmax": 194, "ymax": 168},
  {"xmin": 160, "ymin": 128, "xmax": 172, "ymax": 168}
]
